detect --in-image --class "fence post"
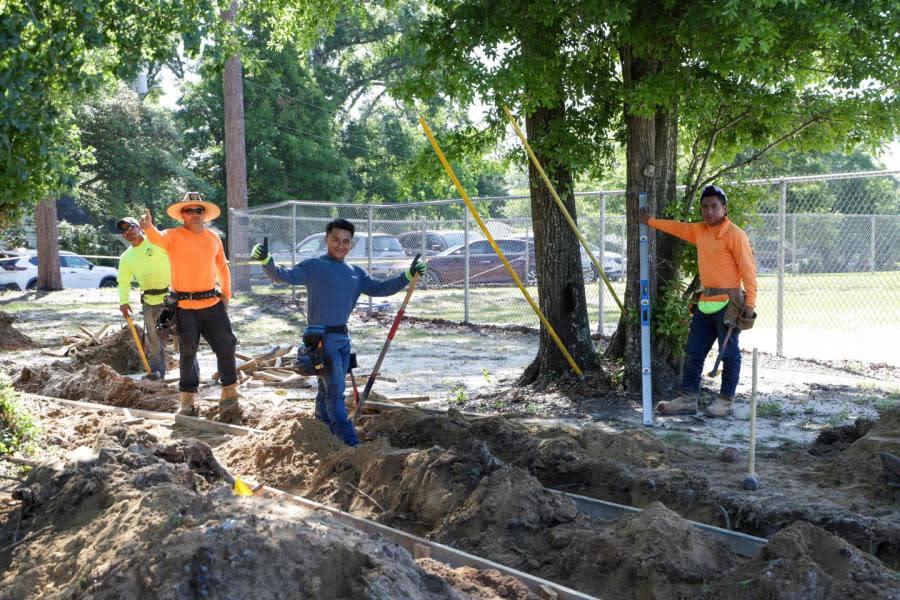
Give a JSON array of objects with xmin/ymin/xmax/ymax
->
[
  {"xmin": 777, "ymin": 180, "xmax": 786, "ymax": 357},
  {"xmin": 791, "ymin": 214, "xmax": 797, "ymax": 275},
  {"xmin": 420, "ymin": 216, "xmax": 427, "ymax": 258},
  {"xmin": 598, "ymin": 195, "xmax": 606, "ymax": 336},
  {"xmin": 464, "ymin": 205, "xmax": 470, "ymax": 323},
  {"xmin": 870, "ymin": 214, "xmax": 876, "ymax": 273},
  {"xmin": 367, "ymin": 204, "xmax": 373, "ymax": 311},
  {"xmin": 291, "ymin": 203, "xmax": 297, "ymax": 303}
]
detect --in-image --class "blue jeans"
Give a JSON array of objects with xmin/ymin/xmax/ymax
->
[
  {"xmin": 315, "ymin": 332, "xmax": 358, "ymax": 446},
  {"xmin": 681, "ymin": 305, "xmax": 741, "ymax": 398}
]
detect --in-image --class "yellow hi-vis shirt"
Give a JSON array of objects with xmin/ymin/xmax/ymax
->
[{"xmin": 117, "ymin": 239, "xmax": 171, "ymax": 306}]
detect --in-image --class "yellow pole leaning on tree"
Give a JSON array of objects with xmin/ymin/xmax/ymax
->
[
  {"xmin": 502, "ymin": 105, "xmax": 624, "ymax": 313},
  {"xmin": 418, "ymin": 114, "xmax": 583, "ymax": 378}
]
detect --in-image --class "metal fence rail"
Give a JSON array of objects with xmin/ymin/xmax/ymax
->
[{"xmin": 233, "ymin": 171, "xmax": 900, "ymax": 365}]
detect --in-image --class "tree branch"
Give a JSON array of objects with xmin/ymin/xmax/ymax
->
[{"xmin": 701, "ymin": 114, "xmax": 824, "ymax": 184}]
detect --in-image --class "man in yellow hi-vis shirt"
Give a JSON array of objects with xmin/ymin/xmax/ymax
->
[{"xmin": 116, "ymin": 217, "xmax": 171, "ymax": 380}]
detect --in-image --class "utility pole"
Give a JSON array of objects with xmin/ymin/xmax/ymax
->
[{"xmin": 223, "ymin": 0, "xmax": 250, "ymax": 292}]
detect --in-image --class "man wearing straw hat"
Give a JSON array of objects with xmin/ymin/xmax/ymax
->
[
  {"xmin": 139, "ymin": 192, "xmax": 241, "ymax": 423},
  {"xmin": 115, "ymin": 216, "xmax": 170, "ymax": 380}
]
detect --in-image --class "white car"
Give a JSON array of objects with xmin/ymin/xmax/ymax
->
[{"xmin": 0, "ymin": 251, "xmax": 118, "ymax": 291}]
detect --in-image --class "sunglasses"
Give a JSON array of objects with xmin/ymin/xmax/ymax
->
[
  {"xmin": 119, "ymin": 224, "xmax": 138, "ymax": 233},
  {"xmin": 181, "ymin": 207, "xmax": 205, "ymax": 215}
]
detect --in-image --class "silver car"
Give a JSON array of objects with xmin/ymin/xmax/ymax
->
[{"xmin": 270, "ymin": 232, "xmax": 407, "ymax": 279}]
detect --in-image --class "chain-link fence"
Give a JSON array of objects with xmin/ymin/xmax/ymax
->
[{"xmin": 233, "ymin": 170, "xmax": 900, "ymax": 365}]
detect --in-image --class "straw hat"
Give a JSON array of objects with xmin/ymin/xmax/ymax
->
[{"xmin": 165, "ymin": 192, "xmax": 221, "ymax": 222}]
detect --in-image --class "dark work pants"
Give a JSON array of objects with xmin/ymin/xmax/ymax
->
[
  {"xmin": 681, "ymin": 305, "xmax": 742, "ymax": 398},
  {"xmin": 176, "ymin": 301, "xmax": 237, "ymax": 392}
]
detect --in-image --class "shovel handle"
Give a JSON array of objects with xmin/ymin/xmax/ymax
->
[
  {"xmin": 707, "ymin": 324, "xmax": 735, "ymax": 377},
  {"xmin": 125, "ymin": 314, "xmax": 152, "ymax": 375}
]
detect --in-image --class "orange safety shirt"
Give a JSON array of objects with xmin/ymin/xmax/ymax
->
[
  {"xmin": 647, "ymin": 216, "xmax": 757, "ymax": 308},
  {"xmin": 144, "ymin": 224, "xmax": 231, "ymax": 310}
]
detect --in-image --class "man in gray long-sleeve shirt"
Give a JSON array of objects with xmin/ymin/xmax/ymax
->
[{"xmin": 251, "ymin": 218, "xmax": 426, "ymax": 445}]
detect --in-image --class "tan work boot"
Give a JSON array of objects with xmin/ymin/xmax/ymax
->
[
  {"xmin": 656, "ymin": 391, "xmax": 699, "ymax": 416},
  {"xmin": 217, "ymin": 384, "xmax": 243, "ymax": 424},
  {"xmin": 176, "ymin": 392, "xmax": 196, "ymax": 416},
  {"xmin": 705, "ymin": 395, "xmax": 734, "ymax": 418}
]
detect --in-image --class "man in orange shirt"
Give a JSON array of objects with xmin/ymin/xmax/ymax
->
[
  {"xmin": 139, "ymin": 192, "xmax": 241, "ymax": 423},
  {"xmin": 639, "ymin": 185, "xmax": 757, "ymax": 418}
]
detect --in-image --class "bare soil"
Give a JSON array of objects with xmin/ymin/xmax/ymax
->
[{"xmin": 2, "ymin": 287, "xmax": 899, "ymax": 598}]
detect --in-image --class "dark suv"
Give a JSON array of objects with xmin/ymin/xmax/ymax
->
[{"xmin": 397, "ymin": 230, "xmax": 476, "ymax": 256}]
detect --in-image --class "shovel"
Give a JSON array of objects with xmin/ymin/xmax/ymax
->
[
  {"xmin": 124, "ymin": 314, "xmax": 153, "ymax": 376},
  {"xmin": 352, "ymin": 254, "xmax": 422, "ymax": 423}
]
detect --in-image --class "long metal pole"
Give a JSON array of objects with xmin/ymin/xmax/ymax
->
[
  {"xmin": 598, "ymin": 196, "xmax": 606, "ymax": 335},
  {"xmin": 367, "ymin": 204, "xmax": 373, "ymax": 311},
  {"xmin": 419, "ymin": 115, "xmax": 583, "ymax": 377},
  {"xmin": 639, "ymin": 192, "xmax": 652, "ymax": 426},
  {"xmin": 463, "ymin": 209, "xmax": 470, "ymax": 323},
  {"xmin": 503, "ymin": 106, "xmax": 624, "ymax": 312},
  {"xmin": 870, "ymin": 214, "xmax": 876, "ymax": 273},
  {"xmin": 291, "ymin": 204, "xmax": 297, "ymax": 303},
  {"xmin": 777, "ymin": 180, "xmax": 786, "ymax": 357}
]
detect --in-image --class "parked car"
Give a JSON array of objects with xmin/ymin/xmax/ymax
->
[
  {"xmin": 581, "ymin": 244, "xmax": 626, "ymax": 282},
  {"xmin": 397, "ymin": 230, "xmax": 484, "ymax": 257},
  {"xmin": 269, "ymin": 232, "xmax": 407, "ymax": 279},
  {"xmin": 421, "ymin": 238, "xmax": 536, "ymax": 287},
  {"xmin": 0, "ymin": 251, "xmax": 118, "ymax": 291}
]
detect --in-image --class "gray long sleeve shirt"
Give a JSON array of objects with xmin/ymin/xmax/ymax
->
[{"xmin": 262, "ymin": 254, "xmax": 408, "ymax": 326}]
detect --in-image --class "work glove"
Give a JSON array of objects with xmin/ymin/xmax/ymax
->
[
  {"xmin": 250, "ymin": 236, "xmax": 271, "ymax": 264},
  {"xmin": 405, "ymin": 253, "xmax": 427, "ymax": 281}
]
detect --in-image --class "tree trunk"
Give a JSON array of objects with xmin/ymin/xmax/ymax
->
[
  {"xmin": 35, "ymin": 197, "xmax": 62, "ymax": 290},
  {"xmin": 223, "ymin": 1, "xmax": 250, "ymax": 293},
  {"xmin": 609, "ymin": 43, "xmax": 658, "ymax": 392},
  {"xmin": 519, "ymin": 105, "xmax": 601, "ymax": 385}
]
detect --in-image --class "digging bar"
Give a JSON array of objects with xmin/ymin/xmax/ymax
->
[{"xmin": 352, "ymin": 254, "xmax": 421, "ymax": 423}]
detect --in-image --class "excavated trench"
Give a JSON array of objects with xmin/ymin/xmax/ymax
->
[{"xmin": 6, "ymin": 361, "xmax": 900, "ymax": 598}]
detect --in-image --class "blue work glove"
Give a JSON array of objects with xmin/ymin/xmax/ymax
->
[
  {"xmin": 405, "ymin": 254, "xmax": 426, "ymax": 281},
  {"xmin": 250, "ymin": 236, "xmax": 271, "ymax": 264}
]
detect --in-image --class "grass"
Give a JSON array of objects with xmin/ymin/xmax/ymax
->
[
  {"xmin": 826, "ymin": 407, "xmax": 852, "ymax": 428},
  {"xmin": 756, "ymin": 401, "xmax": 783, "ymax": 418},
  {"xmin": 0, "ymin": 375, "xmax": 40, "ymax": 456}
]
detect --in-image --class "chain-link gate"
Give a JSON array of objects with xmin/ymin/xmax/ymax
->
[{"xmin": 232, "ymin": 170, "xmax": 899, "ymax": 365}]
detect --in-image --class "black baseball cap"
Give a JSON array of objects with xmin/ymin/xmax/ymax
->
[
  {"xmin": 116, "ymin": 217, "xmax": 140, "ymax": 232},
  {"xmin": 700, "ymin": 185, "xmax": 727, "ymax": 204}
]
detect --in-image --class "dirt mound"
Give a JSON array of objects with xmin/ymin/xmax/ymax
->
[
  {"xmin": 0, "ymin": 427, "xmax": 464, "ymax": 600},
  {"xmin": 543, "ymin": 502, "xmax": 739, "ymax": 599},
  {"xmin": 417, "ymin": 558, "xmax": 538, "ymax": 599},
  {"xmin": 300, "ymin": 438, "xmax": 501, "ymax": 529},
  {"xmin": 716, "ymin": 521, "xmax": 900, "ymax": 599},
  {"xmin": 0, "ymin": 311, "xmax": 34, "ymax": 350},
  {"xmin": 809, "ymin": 418, "xmax": 877, "ymax": 457},
  {"xmin": 72, "ymin": 325, "xmax": 175, "ymax": 374},
  {"xmin": 575, "ymin": 427, "xmax": 666, "ymax": 467},
  {"xmin": 435, "ymin": 467, "xmax": 580, "ymax": 570},
  {"xmin": 821, "ymin": 406, "xmax": 900, "ymax": 499},
  {"xmin": 217, "ymin": 414, "xmax": 342, "ymax": 491},
  {"xmin": 14, "ymin": 363, "xmax": 178, "ymax": 412}
]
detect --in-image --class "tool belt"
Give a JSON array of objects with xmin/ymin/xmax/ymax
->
[
  {"xmin": 292, "ymin": 326, "xmax": 330, "ymax": 376},
  {"xmin": 174, "ymin": 288, "xmax": 221, "ymax": 301},
  {"xmin": 693, "ymin": 287, "xmax": 756, "ymax": 331},
  {"xmin": 140, "ymin": 287, "xmax": 169, "ymax": 305}
]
